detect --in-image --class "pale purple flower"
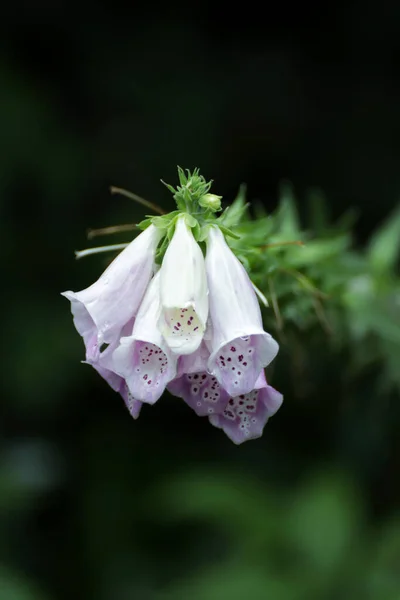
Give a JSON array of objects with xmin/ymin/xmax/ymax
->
[
  {"xmin": 209, "ymin": 371, "xmax": 283, "ymax": 444},
  {"xmin": 168, "ymin": 343, "xmax": 230, "ymax": 416},
  {"xmin": 205, "ymin": 226, "xmax": 279, "ymax": 396},
  {"xmin": 158, "ymin": 215, "xmax": 208, "ymax": 355},
  {"xmin": 112, "ymin": 271, "xmax": 178, "ymax": 404},
  {"xmin": 62, "ymin": 225, "xmax": 161, "ymax": 360}
]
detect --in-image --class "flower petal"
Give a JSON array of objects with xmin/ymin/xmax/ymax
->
[
  {"xmin": 168, "ymin": 370, "xmax": 230, "ymax": 417},
  {"xmin": 119, "ymin": 382, "xmax": 143, "ymax": 420},
  {"xmin": 209, "ymin": 371, "xmax": 283, "ymax": 444},
  {"xmin": 175, "ymin": 340, "xmax": 210, "ymax": 378},
  {"xmin": 206, "ymin": 226, "xmax": 279, "ymax": 395},
  {"xmin": 85, "ymin": 320, "xmax": 143, "ymax": 419},
  {"xmin": 158, "ymin": 215, "xmax": 208, "ymax": 355},
  {"xmin": 113, "ymin": 271, "xmax": 177, "ymax": 404},
  {"xmin": 62, "ymin": 224, "xmax": 161, "ymax": 357}
]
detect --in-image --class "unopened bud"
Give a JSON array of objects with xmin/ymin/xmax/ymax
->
[{"xmin": 199, "ymin": 193, "xmax": 222, "ymax": 212}]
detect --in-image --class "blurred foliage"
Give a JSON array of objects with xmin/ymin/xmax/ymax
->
[
  {"xmin": 1, "ymin": 3, "xmax": 400, "ymax": 600},
  {"xmin": 226, "ymin": 185, "xmax": 400, "ymax": 392}
]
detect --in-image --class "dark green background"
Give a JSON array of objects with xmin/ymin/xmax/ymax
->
[{"xmin": 1, "ymin": 3, "xmax": 399, "ymax": 599}]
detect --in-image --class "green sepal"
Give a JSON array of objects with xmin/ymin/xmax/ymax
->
[
  {"xmin": 136, "ymin": 218, "xmax": 152, "ymax": 231},
  {"xmin": 197, "ymin": 224, "xmax": 211, "ymax": 243},
  {"xmin": 218, "ymin": 225, "xmax": 241, "ymax": 240},
  {"xmin": 142, "ymin": 211, "xmax": 181, "ymax": 233},
  {"xmin": 160, "ymin": 180, "xmax": 176, "ymax": 195}
]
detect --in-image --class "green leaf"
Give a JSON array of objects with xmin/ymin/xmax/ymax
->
[
  {"xmin": 368, "ymin": 204, "xmax": 400, "ymax": 273},
  {"xmin": 307, "ymin": 187, "xmax": 330, "ymax": 233},
  {"xmin": 277, "ymin": 181, "xmax": 300, "ymax": 235},
  {"xmin": 219, "ymin": 185, "xmax": 249, "ymax": 228}
]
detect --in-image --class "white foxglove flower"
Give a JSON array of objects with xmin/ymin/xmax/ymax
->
[
  {"xmin": 205, "ymin": 226, "xmax": 279, "ymax": 396},
  {"xmin": 112, "ymin": 271, "xmax": 177, "ymax": 404},
  {"xmin": 62, "ymin": 225, "xmax": 161, "ymax": 360},
  {"xmin": 158, "ymin": 215, "xmax": 208, "ymax": 355},
  {"xmin": 209, "ymin": 371, "xmax": 283, "ymax": 444}
]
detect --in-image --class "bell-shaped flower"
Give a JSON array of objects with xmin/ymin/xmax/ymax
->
[
  {"xmin": 167, "ymin": 342, "xmax": 230, "ymax": 416},
  {"xmin": 112, "ymin": 271, "xmax": 178, "ymax": 404},
  {"xmin": 205, "ymin": 226, "xmax": 279, "ymax": 396},
  {"xmin": 158, "ymin": 215, "xmax": 208, "ymax": 355},
  {"xmin": 209, "ymin": 371, "xmax": 283, "ymax": 444},
  {"xmin": 62, "ymin": 224, "xmax": 161, "ymax": 360}
]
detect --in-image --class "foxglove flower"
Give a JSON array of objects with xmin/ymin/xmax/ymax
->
[
  {"xmin": 62, "ymin": 224, "xmax": 161, "ymax": 360},
  {"xmin": 168, "ymin": 343, "xmax": 230, "ymax": 416},
  {"xmin": 209, "ymin": 371, "xmax": 283, "ymax": 444},
  {"xmin": 158, "ymin": 215, "xmax": 208, "ymax": 355},
  {"xmin": 112, "ymin": 271, "xmax": 178, "ymax": 404},
  {"xmin": 206, "ymin": 226, "xmax": 279, "ymax": 396}
]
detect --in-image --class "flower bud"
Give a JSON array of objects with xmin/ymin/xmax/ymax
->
[{"xmin": 198, "ymin": 193, "xmax": 222, "ymax": 212}]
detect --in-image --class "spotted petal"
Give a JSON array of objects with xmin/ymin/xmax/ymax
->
[
  {"xmin": 168, "ymin": 343, "xmax": 229, "ymax": 417},
  {"xmin": 168, "ymin": 371, "xmax": 230, "ymax": 417},
  {"xmin": 209, "ymin": 371, "xmax": 283, "ymax": 444}
]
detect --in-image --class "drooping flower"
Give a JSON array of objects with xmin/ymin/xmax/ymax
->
[
  {"xmin": 209, "ymin": 371, "xmax": 283, "ymax": 444},
  {"xmin": 168, "ymin": 342, "xmax": 230, "ymax": 416},
  {"xmin": 158, "ymin": 215, "xmax": 208, "ymax": 355},
  {"xmin": 62, "ymin": 224, "xmax": 161, "ymax": 360},
  {"xmin": 205, "ymin": 226, "xmax": 279, "ymax": 396},
  {"xmin": 112, "ymin": 271, "xmax": 178, "ymax": 404}
]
